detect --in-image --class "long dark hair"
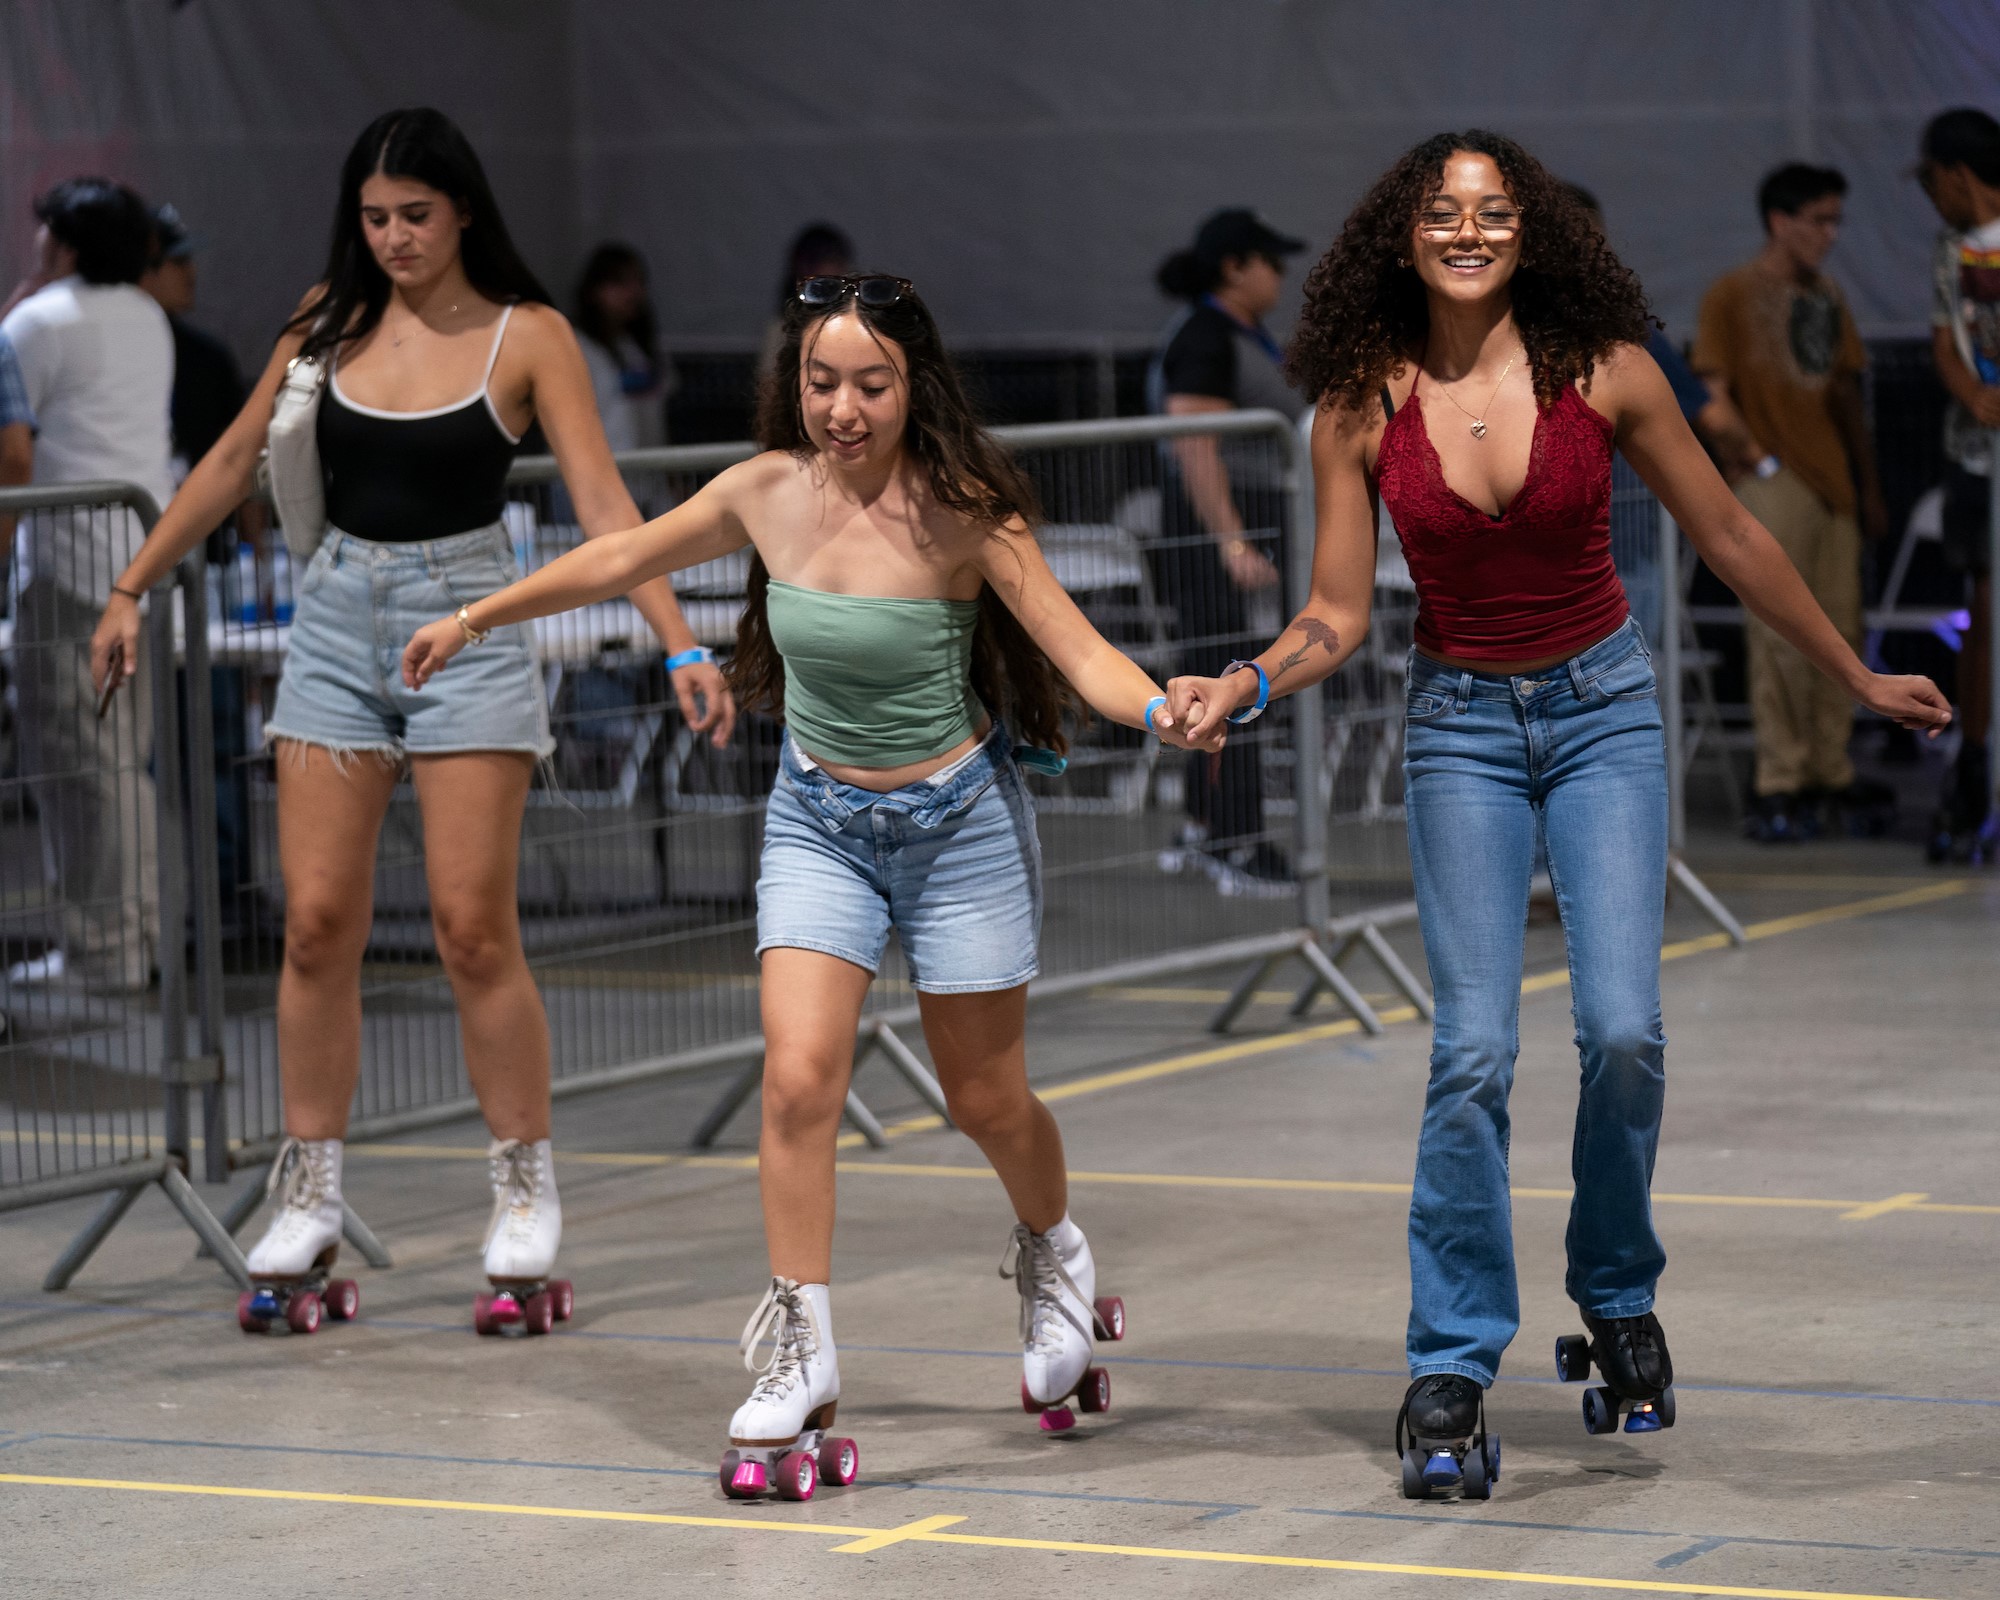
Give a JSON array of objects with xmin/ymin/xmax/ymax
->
[
  {"xmin": 573, "ymin": 241, "xmax": 659, "ymax": 372},
  {"xmin": 287, "ymin": 108, "xmax": 552, "ymax": 361},
  {"xmin": 730, "ymin": 283, "xmax": 1071, "ymax": 753},
  {"xmin": 1288, "ymin": 129, "xmax": 1653, "ymax": 412}
]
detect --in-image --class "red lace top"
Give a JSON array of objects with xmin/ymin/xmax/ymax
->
[{"xmin": 1375, "ymin": 379, "xmax": 1629, "ymax": 662}]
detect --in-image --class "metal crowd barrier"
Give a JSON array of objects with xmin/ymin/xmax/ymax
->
[{"xmin": 0, "ymin": 481, "xmax": 250, "ymax": 1289}]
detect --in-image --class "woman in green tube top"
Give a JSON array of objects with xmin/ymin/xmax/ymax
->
[{"xmin": 405, "ymin": 274, "xmax": 1223, "ymax": 1487}]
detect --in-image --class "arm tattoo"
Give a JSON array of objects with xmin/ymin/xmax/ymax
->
[{"xmin": 1272, "ymin": 617, "xmax": 1340, "ymax": 682}]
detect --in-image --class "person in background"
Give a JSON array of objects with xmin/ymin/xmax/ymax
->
[
  {"xmin": 1148, "ymin": 207, "xmax": 1307, "ymax": 896},
  {"xmin": 1916, "ymin": 108, "xmax": 2000, "ymax": 861},
  {"xmin": 573, "ymin": 242, "xmax": 670, "ymax": 457},
  {"xmin": 141, "ymin": 203, "xmax": 266, "ymax": 937},
  {"xmin": 0, "ymin": 331, "xmax": 31, "ymax": 554},
  {"xmin": 1693, "ymin": 164, "xmax": 1893, "ymax": 843},
  {"xmin": 758, "ymin": 223, "xmax": 854, "ymax": 381},
  {"xmin": 0, "ymin": 178, "xmax": 170, "ymax": 991}
]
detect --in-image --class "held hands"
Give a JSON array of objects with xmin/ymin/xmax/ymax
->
[
  {"xmin": 402, "ymin": 617, "xmax": 469, "ymax": 690},
  {"xmin": 1147, "ymin": 692, "xmax": 1227, "ymax": 753},
  {"xmin": 1860, "ymin": 672, "xmax": 1952, "ymax": 735},
  {"xmin": 1164, "ymin": 667, "xmax": 1256, "ymax": 747}
]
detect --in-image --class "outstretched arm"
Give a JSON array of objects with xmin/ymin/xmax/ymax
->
[
  {"xmin": 975, "ymin": 520, "xmax": 1221, "ymax": 751},
  {"xmin": 404, "ymin": 463, "xmax": 753, "ymax": 688},
  {"xmin": 1167, "ymin": 401, "xmax": 1379, "ymax": 742},
  {"xmin": 522, "ymin": 304, "xmax": 734, "ymax": 744},
  {"xmin": 1607, "ymin": 344, "xmax": 1948, "ymax": 733}
]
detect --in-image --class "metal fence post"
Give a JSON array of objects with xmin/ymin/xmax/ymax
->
[{"xmin": 1659, "ymin": 502, "xmax": 1746, "ymax": 943}]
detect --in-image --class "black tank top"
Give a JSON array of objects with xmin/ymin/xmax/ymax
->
[{"xmin": 317, "ymin": 306, "xmax": 520, "ymax": 543}]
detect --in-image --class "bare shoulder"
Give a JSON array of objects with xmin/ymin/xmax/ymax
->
[
  {"xmin": 505, "ymin": 301, "xmax": 581, "ymax": 356},
  {"xmin": 1312, "ymin": 393, "xmax": 1384, "ymax": 467},
  {"xmin": 707, "ymin": 448, "xmax": 802, "ymax": 507},
  {"xmin": 1581, "ymin": 341, "xmax": 1671, "ymax": 421}
]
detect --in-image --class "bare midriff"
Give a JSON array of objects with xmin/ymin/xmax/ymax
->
[{"xmin": 804, "ymin": 718, "xmax": 992, "ymax": 793}]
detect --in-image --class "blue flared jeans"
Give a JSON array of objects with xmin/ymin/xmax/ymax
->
[{"xmin": 1402, "ymin": 618, "xmax": 1669, "ymax": 1387}]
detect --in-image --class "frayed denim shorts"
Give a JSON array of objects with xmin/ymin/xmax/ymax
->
[
  {"xmin": 755, "ymin": 722, "xmax": 1043, "ymax": 993},
  {"xmin": 267, "ymin": 524, "xmax": 554, "ymax": 762}
]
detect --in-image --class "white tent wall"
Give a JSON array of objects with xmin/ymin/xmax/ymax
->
[{"xmin": 4, "ymin": 1, "xmax": 1997, "ymax": 371}]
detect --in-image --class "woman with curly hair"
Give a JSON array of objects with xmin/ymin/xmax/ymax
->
[
  {"xmin": 406, "ymin": 274, "xmax": 1217, "ymax": 1497},
  {"xmin": 1168, "ymin": 131, "xmax": 1948, "ymax": 1496}
]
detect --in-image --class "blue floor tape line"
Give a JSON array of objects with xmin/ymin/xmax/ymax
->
[{"xmin": 3, "ymin": 1297, "xmax": 1997, "ymax": 1410}]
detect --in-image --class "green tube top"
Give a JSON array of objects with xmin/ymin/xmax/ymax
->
[{"xmin": 764, "ymin": 578, "xmax": 985, "ymax": 766}]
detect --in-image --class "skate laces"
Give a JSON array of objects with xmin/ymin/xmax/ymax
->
[
  {"xmin": 483, "ymin": 1139, "xmax": 545, "ymax": 1253},
  {"xmin": 999, "ymin": 1224, "xmax": 1092, "ymax": 1354},
  {"xmin": 265, "ymin": 1136, "xmax": 335, "ymax": 1215},
  {"xmin": 1394, "ymin": 1374, "xmax": 1484, "ymax": 1455},
  {"xmin": 738, "ymin": 1277, "xmax": 820, "ymax": 1401}
]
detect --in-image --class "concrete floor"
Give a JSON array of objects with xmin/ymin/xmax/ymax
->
[{"xmin": 1, "ymin": 838, "xmax": 1995, "ymax": 1600}]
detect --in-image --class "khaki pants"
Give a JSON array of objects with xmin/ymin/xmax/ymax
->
[
  {"xmin": 1733, "ymin": 468, "xmax": 1862, "ymax": 797},
  {"xmin": 13, "ymin": 578, "xmax": 159, "ymax": 989}
]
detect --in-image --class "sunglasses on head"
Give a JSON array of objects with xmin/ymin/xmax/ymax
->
[{"xmin": 795, "ymin": 274, "xmax": 914, "ymax": 310}]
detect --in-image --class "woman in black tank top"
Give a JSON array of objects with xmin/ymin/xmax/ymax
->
[{"xmin": 91, "ymin": 108, "xmax": 736, "ymax": 1331}]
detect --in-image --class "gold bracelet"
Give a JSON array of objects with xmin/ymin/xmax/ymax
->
[{"xmin": 454, "ymin": 605, "xmax": 491, "ymax": 646}]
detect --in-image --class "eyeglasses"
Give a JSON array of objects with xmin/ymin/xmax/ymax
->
[
  {"xmin": 1416, "ymin": 206, "xmax": 1524, "ymax": 241},
  {"xmin": 795, "ymin": 274, "xmax": 914, "ymax": 309}
]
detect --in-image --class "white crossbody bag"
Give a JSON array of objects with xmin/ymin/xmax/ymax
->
[{"xmin": 263, "ymin": 352, "xmax": 328, "ymax": 562}]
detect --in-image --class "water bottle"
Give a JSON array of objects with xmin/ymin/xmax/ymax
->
[
  {"xmin": 234, "ymin": 541, "xmax": 259, "ymax": 625},
  {"xmin": 271, "ymin": 545, "xmax": 295, "ymax": 625}
]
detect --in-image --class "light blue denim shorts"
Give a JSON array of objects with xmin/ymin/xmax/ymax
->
[
  {"xmin": 267, "ymin": 524, "xmax": 554, "ymax": 761},
  {"xmin": 755, "ymin": 723, "xmax": 1043, "ymax": 993}
]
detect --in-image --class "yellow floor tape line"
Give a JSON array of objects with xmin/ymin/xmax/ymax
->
[{"xmin": 0, "ymin": 1473, "xmax": 1953, "ymax": 1600}]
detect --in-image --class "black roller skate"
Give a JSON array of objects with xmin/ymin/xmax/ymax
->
[
  {"xmin": 1395, "ymin": 1374, "xmax": 1500, "ymax": 1500},
  {"xmin": 1926, "ymin": 742, "xmax": 1994, "ymax": 865},
  {"xmin": 1555, "ymin": 1311, "xmax": 1676, "ymax": 1435}
]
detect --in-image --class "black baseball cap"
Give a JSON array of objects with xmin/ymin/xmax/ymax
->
[
  {"xmin": 1191, "ymin": 208, "xmax": 1305, "ymax": 264},
  {"xmin": 151, "ymin": 203, "xmax": 198, "ymax": 261}
]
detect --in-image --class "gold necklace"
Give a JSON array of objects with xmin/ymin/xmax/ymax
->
[
  {"xmin": 389, "ymin": 302, "xmax": 459, "ymax": 348},
  {"xmin": 1434, "ymin": 355, "xmax": 1516, "ymax": 438}
]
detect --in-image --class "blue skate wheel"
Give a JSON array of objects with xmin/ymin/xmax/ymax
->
[
  {"xmin": 1461, "ymin": 1443, "xmax": 1491, "ymax": 1500},
  {"xmin": 1582, "ymin": 1387, "xmax": 1619, "ymax": 1435},
  {"xmin": 1421, "ymin": 1449, "xmax": 1462, "ymax": 1490},
  {"xmin": 1484, "ymin": 1433, "xmax": 1502, "ymax": 1482},
  {"xmin": 1399, "ymin": 1449, "xmax": 1429, "ymax": 1499}
]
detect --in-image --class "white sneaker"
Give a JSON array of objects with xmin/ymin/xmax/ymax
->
[
  {"xmin": 728, "ymin": 1278, "xmax": 839, "ymax": 1446},
  {"xmin": 1003, "ymin": 1217, "xmax": 1099, "ymax": 1406},
  {"xmin": 244, "ymin": 1137, "xmax": 344, "ymax": 1280},
  {"xmin": 482, "ymin": 1138, "xmax": 562, "ymax": 1283},
  {"xmin": 6, "ymin": 950, "xmax": 66, "ymax": 985}
]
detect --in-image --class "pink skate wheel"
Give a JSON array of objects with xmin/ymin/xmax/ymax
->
[
  {"xmin": 473, "ymin": 1292, "xmax": 500, "ymax": 1336},
  {"xmin": 550, "ymin": 1280, "xmax": 574, "ymax": 1321},
  {"xmin": 1093, "ymin": 1296, "xmax": 1126, "ymax": 1341},
  {"xmin": 774, "ymin": 1450, "xmax": 818, "ymax": 1502},
  {"xmin": 818, "ymin": 1437, "xmax": 859, "ymax": 1487},
  {"xmin": 720, "ymin": 1451, "xmax": 767, "ymax": 1498},
  {"xmin": 1076, "ymin": 1367, "xmax": 1111, "ymax": 1414},
  {"xmin": 524, "ymin": 1291, "xmax": 555, "ymax": 1336},
  {"xmin": 237, "ymin": 1292, "xmax": 266, "ymax": 1333},
  {"xmin": 1038, "ymin": 1405, "xmax": 1077, "ymax": 1434},
  {"xmin": 323, "ymin": 1279, "xmax": 359, "ymax": 1321},
  {"xmin": 286, "ymin": 1291, "xmax": 321, "ymax": 1335}
]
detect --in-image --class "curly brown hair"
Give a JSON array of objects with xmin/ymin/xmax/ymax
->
[
  {"xmin": 1287, "ymin": 129, "xmax": 1655, "ymax": 412},
  {"xmin": 730, "ymin": 283, "xmax": 1072, "ymax": 753}
]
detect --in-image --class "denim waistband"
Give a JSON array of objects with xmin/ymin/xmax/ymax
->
[
  {"xmin": 1408, "ymin": 616, "xmax": 1647, "ymax": 702},
  {"xmin": 323, "ymin": 522, "xmax": 507, "ymax": 569},
  {"xmin": 781, "ymin": 721, "xmax": 1012, "ymax": 828}
]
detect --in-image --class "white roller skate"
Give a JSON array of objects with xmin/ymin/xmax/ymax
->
[
  {"xmin": 1001, "ymin": 1216, "xmax": 1126, "ymax": 1434},
  {"xmin": 719, "ymin": 1278, "xmax": 856, "ymax": 1502},
  {"xmin": 238, "ymin": 1137, "xmax": 357, "ymax": 1336},
  {"xmin": 474, "ymin": 1138, "xmax": 573, "ymax": 1336}
]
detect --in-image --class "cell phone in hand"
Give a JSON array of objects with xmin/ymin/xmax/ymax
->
[{"xmin": 95, "ymin": 640, "xmax": 124, "ymax": 720}]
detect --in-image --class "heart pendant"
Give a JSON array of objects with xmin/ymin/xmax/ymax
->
[{"xmin": 1470, "ymin": 420, "xmax": 1487, "ymax": 439}]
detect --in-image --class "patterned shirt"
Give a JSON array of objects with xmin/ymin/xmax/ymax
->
[
  {"xmin": 1932, "ymin": 218, "xmax": 2000, "ymax": 475},
  {"xmin": 0, "ymin": 331, "xmax": 33, "ymax": 433}
]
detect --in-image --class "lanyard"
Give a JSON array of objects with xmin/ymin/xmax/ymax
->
[{"xmin": 1202, "ymin": 294, "xmax": 1283, "ymax": 366}]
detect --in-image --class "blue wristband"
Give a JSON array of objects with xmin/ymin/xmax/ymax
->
[
  {"xmin": 1222, "ymin": 660, "xmax": 1269, "ymax": 724},
  {"xmin": 1143, "ymin": 694, "xmax": 1168, "ymax": 736},
  {"xmin": 665, "ymin": 647, "xmax": 715, "ymax": 671}
]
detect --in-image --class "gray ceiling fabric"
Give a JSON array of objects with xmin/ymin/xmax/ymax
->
[{"xmin": 5, "ymin": 1, "xmax": 1996, "ymax": 372}]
